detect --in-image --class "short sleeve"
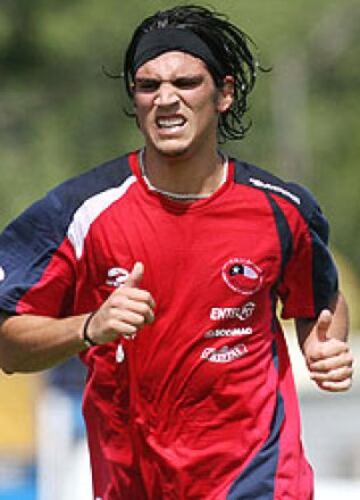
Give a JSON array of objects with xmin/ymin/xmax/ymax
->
[
  {"xmin": 277, "ymin": 185, "xmax": 338, "ymax": 320},
  {"xmin": 0, "ymin": 192, "xmax": 76, "ymax": 317}
]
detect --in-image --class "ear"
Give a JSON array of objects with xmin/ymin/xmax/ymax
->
[{"xmin": 216, "ymin": 76, "xmax": 234, "ymax": 113}]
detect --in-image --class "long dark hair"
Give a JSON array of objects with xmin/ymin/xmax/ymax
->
[{"xmin": 123, "ymin": 5, "xmax": 268, "ymax": 142}]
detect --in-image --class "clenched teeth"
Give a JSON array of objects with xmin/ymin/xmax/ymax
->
[{"xmin": 156, "ymin": 117, "xmax": 186, "ymax": 128}]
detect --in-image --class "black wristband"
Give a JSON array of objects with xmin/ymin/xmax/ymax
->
[{"xmin": 82, "ymin": 311, "xmax": 98, "ymax": 348}]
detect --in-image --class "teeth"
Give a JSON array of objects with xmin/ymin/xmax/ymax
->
[{"xmin": 157, "ymin": 117, "xmax": 185, "ymax": 128}]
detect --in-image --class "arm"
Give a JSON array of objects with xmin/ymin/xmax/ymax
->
[
  {"xmin": 0, "ymin": 312, "xmax": 88, "ymax": 374},
  {"xmin": 0, "ymin": 262, "xmax": 155, "ymax": 374},
  {"xmin": 295, "ymin": 291, "xmax": 353, "ymax": 392}
]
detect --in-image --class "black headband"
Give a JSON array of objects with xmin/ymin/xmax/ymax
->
[{"xmin": 132, "ymin": 27, "xmax": 226, "ymax": 78}]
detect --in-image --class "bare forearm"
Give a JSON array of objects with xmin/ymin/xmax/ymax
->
[
  {"xmin": 0, "ymin": 263, "xmax": 155, "ymax": 374},
  {"xmin": 0, "ymin": 313, "xmax": 88, "ymax": 374}
]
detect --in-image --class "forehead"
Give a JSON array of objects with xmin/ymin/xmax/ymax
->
[{"xmin": 135, "ymin": 51, "xmax": 211, "ymax": 79}]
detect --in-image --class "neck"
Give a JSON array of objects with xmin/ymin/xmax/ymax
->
[{"xmin": 140, "ymin": 147, "xmax": 226, "ymax": 199}]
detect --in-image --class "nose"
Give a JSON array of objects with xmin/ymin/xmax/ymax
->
[{"xmin": 154, "ymin": 82, "xmax": 179, "ymax": 107}]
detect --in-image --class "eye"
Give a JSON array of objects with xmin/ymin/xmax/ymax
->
[
  {"xmin": 134, "ymin": 79, "xmax": 160, "ymax": 93},
  {"xmin": 173, "ymin": 77, "xmax": 203, "ymax": 89}
]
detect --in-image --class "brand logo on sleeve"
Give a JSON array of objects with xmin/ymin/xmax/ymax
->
[
  {"xmin": 222, "ymin": 259, "xmax": 263, "ymax": 295},
  {"xmin": 249, "ymin": 177, "xmax": 301, "ymax": 205},
  {"xmin": 0, "ymin": 267, "xmax": 5, "ymax": 282}
]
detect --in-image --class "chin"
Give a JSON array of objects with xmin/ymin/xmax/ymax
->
[{"xmin": 153, "ymin": 142, "xmax": 192, "ymax": 159}]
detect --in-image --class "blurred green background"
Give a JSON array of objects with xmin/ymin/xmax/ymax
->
[
  {"xmin": 0, "ymin": 4, "xmax": 359, "ymax": 499},
  {"xmin": 1, "ymin": 0, "xmax": 359, "ymax": 326}
]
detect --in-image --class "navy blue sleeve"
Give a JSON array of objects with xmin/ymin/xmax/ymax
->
[
  {"xmin": 278, "ymin": 183, "xmax": 338, "ymax": 319},
  {"xmin": 0, "ymin": 154, "xmax": 132, "ymax": 315},
  {"xmin": 0, "ymin": 193, "xmax": 75, "ymax": 315}
]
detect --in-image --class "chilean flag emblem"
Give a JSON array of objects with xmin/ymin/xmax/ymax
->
[{"xmin": 222, "ymin": 258, "xmax": 263, "ymax": 295}]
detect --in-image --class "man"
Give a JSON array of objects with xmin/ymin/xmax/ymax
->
[{"xmin": 0, "ymin": 5, "xmax": 353, "ymax": 499}]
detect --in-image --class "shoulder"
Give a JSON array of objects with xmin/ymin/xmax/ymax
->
[
  {"xmin": 0, "ymin": 153, "xmax": 135, "ymax": 243},
  {"xmin": 232, "ymin": 158, "xmax": 322, "ymax": 222},
  {"xmin": 50, "ymin": 153, "xmax": 134, "ymax": 209},
  {"xmin": 30, "ymin": 153, "xmax": 135, "ymax": 229}
]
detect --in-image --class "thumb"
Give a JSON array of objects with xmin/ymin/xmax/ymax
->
[
  {"xmin": 316, "ymin": 309, "xmax": 332, "ymax": 342},
  {"xmin": 124, "ymin": 262, "xmax": 144, "ymax": 288}
]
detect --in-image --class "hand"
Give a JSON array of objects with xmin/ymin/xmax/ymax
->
[
  {"xmin": 85, "ymin": 262, "xmax": 155, "ymax": 344},
  {"xmin": 303, "ymin": 309, "xmax": 353, "ymax": 392}
]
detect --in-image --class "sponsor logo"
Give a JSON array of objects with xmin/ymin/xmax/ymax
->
[
  {"xmin": 201, "ymin": 344, "xmax": 248, "ymax": 363},
  {"xmin": 249, "ymin": 177, "xmax": 301, "ymax": 205},
  {"xmin": 222, "ymin": 259, "xmax": 263, "ymax": 295},
  {"xmin": 204, "ymin": 327, "xmax": 253, "ymax": 338},
  {"xmin": 210, "ymin": 302, "xmax": 256, "ymax": 321},
  {"xmin": 0, "ymin": 266, "xmax": 5, "ymax": 282},
  {"xmin": 106, "ymin": 267, "xmax": 129, "ymax": 287}
]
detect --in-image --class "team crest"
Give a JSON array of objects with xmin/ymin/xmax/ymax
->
[{"xmin": 222, "ymin": 258, "xmax": 263, "ymax": 295}]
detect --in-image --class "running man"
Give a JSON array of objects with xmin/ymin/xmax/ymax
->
[{"xmin": 0, "ymin": 5, "xmax": 353, "ymax": 499}]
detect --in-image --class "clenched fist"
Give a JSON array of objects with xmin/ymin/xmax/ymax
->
[{"xmin": 301, "ymin": 309, "xmax": 353, "ymax": 392}]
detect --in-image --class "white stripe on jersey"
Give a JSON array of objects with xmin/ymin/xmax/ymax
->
[{"xmin": 68, "ymin": 175, "xmax": 137, "ymax": 259}]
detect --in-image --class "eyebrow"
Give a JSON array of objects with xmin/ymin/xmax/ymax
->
[{"xmin": 133, "ymin": 75, "xmax": 204, "ymax": 88}]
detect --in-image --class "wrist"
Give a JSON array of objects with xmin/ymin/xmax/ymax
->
[{"xmin": 82, "ymin": 311, "xmax": 98, "ymax": 348}]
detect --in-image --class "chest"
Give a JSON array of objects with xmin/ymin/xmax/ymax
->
[
  {"xmin": 77, "ymin": 192, "xmax": 287, "ymax": 401},
  {"xmin": 76, "ymin": 193, "xmax": 285, "ymax": 316}
]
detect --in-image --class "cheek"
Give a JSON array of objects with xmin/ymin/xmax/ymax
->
[
  {"xmin": 189, "ymin": 89, "xmax": 218, "ymax": 117},
  {"xmin": 193, "ymin": 99, "xmax": 219, "ymax": 127},
  {"xmin": 134, "ymin": 95, "xmax": 152, "ymax": 114},
  {"xmin": 133, "ymin": 101, "xmax": 152, "ymax": 130}
]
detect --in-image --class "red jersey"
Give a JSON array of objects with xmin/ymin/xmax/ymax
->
[{"xmin": 0, "ymin": 151, "xmax": 338, "ymax": 499}]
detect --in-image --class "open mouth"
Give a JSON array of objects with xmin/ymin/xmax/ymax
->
[{"xmin": 156, "ymin": 116, "xmax": 187, "ymax": 129}]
